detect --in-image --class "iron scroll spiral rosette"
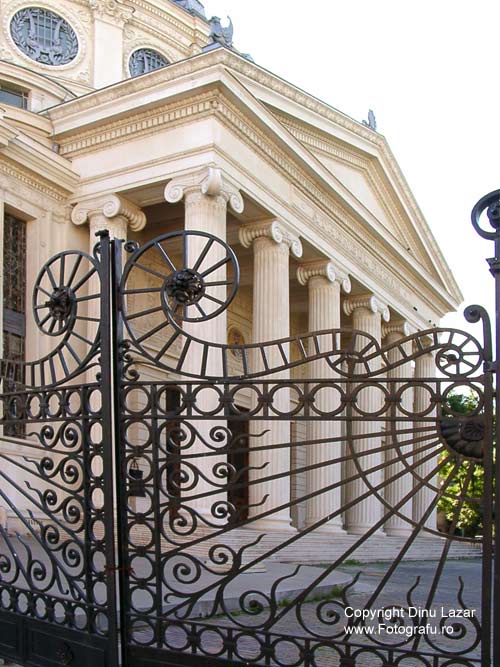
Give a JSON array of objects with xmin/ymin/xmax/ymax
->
[{"xmin": 0, "ymin": 248, "xmax": 102, "ymax": 388}]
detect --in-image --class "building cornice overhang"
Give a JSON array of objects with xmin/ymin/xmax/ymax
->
[
  {"xmin": 0, "ymin": 114, "xmax": 78, "ymax": 194},
  {"xmin": 43, "ymin": 48, "xmax": 460, "ymax": 315}
]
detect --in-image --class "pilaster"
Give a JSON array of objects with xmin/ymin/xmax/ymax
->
[{"xmin": 90, "ymin": 0, "xmax": 133, "ymax": 87}]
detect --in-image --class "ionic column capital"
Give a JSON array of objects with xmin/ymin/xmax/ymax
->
[
  {"xmin": 164, "ymin": 166, "xmax": 244, "ymax": 214},
  {"xmin": 343, "ymin": 294, "xmax": 390, "ymax": 322},
  {"xmin": 71, "ymin": 193, "xmax": 146, "ymax": 232},
  {"xmin": 382, "ymin": 320, "xmax": 412, "ymax": 340},
  {"xmin": 238, "ymin": 220, "xmax": 303, "ymax": 258},
  {"xmin": 297, "ymin": 259, "xmax": 351, "ymax": 292}
]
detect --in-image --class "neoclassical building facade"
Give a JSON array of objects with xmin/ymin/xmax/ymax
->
[{"xmin": 0, "ymin": 0, "xmax": 463, "ymax": 539}]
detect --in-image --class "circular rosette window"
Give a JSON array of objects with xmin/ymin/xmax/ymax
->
[{"xmin": 120, "ymin": 231, "xmax": 239, "ymax": 349}]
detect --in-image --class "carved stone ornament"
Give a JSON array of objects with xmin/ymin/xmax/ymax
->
[
  {"xmin": 297, "ymin": 259, "xmax": 351, "ymax": 292},
  {"xmin": 10, "ymin": 7, "xmax": 78, "ymax": 66},
  {"xmin": 71, "ymin": 193, "xmax": 146, "ymax": 232},
  {"xmin": 164, "ymin": 166, "xmax": 244, "ymax": 214},
  {"xmin": 382, "ymin": 320, "xmax": 411, "ymax": 339},
  {"xmin": 238, "ymin": 220, "xmax": 303, "ymax": 258},
  {"xmin": 343, "ymin": 294, "xmax": 390, "ymax": 322},
  {"xmin": 89, "ymin": 0, "xmax": 133, "ymax": 26}
]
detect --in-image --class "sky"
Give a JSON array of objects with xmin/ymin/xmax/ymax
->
[{"xmin": 202, "ymin": 0, "xmax": 499, "ymax": 342}]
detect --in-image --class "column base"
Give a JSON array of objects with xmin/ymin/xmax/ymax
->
[
  {"xmin": 250, "ymin": 515, "xmax": 296, "ymax": 532},
  {"xmin": 384, "ymin": 527, "xmax": 413, "ymax": 537},
  {"xmin": 304, "ymin": 520, "xmax": 346, "ymax": 534},
  {"xmin": 347, "ymin": 525, "xmax": 385, "ymax": 536}
]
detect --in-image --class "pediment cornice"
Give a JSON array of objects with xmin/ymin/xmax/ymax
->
[
  {"xmin": 45, "ymin": 50, "xmax": 460, "ymax": 316},
  {"xmin": 273, "ymin": 111, "xmax": 438, "ymax": 278}
]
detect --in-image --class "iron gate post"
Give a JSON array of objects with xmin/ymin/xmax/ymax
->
[{"xmin": 471, "ymin": 190, "xmax": 500, "ymax": 666}]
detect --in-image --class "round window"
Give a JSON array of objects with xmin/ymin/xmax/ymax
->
[
  {"xmin": 129, "ymin": 49, "xmax": 168, "ymax": 77},
  {"xmin": 10, "ymin": 7, "xmax": 78, "ymax": 66}
]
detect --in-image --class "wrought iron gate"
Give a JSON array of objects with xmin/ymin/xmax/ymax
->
[{"xmin": 0, "ymin": 191, "xmax": 498, "ymax": 667}]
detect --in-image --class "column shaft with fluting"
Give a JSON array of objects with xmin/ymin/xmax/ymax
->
[
  {"xmin": 344, "ymin": 295, "xmax": 390, "ymax": 534},
  {"xmin": 412, "ymin": 348, "xmax": 438, "ymax": 532},
  {"xmin": 383, "ymin": 324, "xmax": 413, "ymax": 536},
  {"xmin": 240, "ymin": 221, "xmax": 302, "ymax": 531},
  {"xmin": 165, "ymin": 167, "xmax": 244, "ymax": 525},
  {"xmin": 297, "ymin": 261, "xmax": 350, "ymax": 532}
]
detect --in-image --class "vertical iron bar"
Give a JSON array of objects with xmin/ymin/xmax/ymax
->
[
  {"xmin": 111, "ymin": 238, "xmax": 130, "ymax": 667},
  {"xmin": 493, "ymin": 232, "xmax": 500, "ymax": 667},
  {"xmin": 96, "ymin": 230, "xmax": 121, "ymax": 667}
]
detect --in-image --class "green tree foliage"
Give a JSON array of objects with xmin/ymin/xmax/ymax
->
[{"xmin": 437, "ymin": 391, "xmax": 485, "ymax": 536}]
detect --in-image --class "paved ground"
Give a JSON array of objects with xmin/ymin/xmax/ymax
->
[{"xmin": 132, "ymin": 557, "xmax": 484, "ymax": 666}]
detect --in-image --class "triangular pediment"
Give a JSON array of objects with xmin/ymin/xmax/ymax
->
[{"xmin": 266, "ymin": 108, "xmax": 443, "ymax": 283}]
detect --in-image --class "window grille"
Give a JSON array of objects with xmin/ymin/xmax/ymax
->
[
  {"xmin": 129, "ymin": 48, "xmax": 168, "ymax": 77},
  {"xmin": 10, "ymin": 7, "xmax": 78, "ymax": 66}
]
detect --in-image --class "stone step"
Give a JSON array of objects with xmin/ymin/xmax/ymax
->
[{"xmin": 179, "ymin": 527, "xmax": 482, "ymax": 565}]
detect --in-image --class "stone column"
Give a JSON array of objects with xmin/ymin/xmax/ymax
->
[
  {"xmin": 239, "ymin": 220, "xmax": 302, "ymax": 531},
  {"xmin": 297, "ymin": 260, "xmax": 351, "ymax": 532},
  {"xmin": 382, "ymin": 321, "xmax": 414, "ymax": 536},
  {"xmin": 412, "ymin": 343, "xmax": 438, "ymax": 533},
  {"xmin": 343, "ymin": 295, "xmax": 390, "ymax": 534},
  {"xmin": 165, "ymin": 167, "xmax": 244, "ymax": 524},
  {"xmin": 72, "ymin": 194, "xmax": 146, "ymax": 335}
]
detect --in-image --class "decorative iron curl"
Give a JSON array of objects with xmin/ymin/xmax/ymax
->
[{"xmin": 470, "ymin": 188, "xmax": 500, "ymax": 241}]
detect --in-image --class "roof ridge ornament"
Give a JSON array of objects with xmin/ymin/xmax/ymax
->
[
  {"xmin": 362, "ymin": 109, "xmax": 377, "ymax": 131},
  {"xmin": 209, "ymin": 15, "xmax": 234, "ymax": 48}
]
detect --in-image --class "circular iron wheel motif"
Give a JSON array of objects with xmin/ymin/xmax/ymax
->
[
  {"xmin": 33, "ymin": 252, "xmax": 97, "ymax": 336},
  {"xmin": 120, "ymin": 230, "xmax": 239, "ymax": 329}
]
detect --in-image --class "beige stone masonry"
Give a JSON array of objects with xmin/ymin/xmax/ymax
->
[
  {"xmin": 343, "ymin": 294, "xmax": 390, "ymax": 534},
  {"xmin": 382, "ymin": 321, "xmax": 414, "ymax": 536},
  {"xmin": 297, "ymin": 259, "xmax": 351, "ymax": 532}
]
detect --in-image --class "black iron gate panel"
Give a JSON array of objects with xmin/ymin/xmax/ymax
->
[
  {"xmin": 114, "ymin": 228, "xmax": 495, "ymax": 667},
  {"xmin": 0, "ymin": 242, "xmax": 120, "ymax": 667},
  {"xmin": 0, "ymin": 191, "xmax": 499, "ymax": 667}
]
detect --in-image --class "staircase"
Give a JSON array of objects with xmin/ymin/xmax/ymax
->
[{"xmin": 179, "ymin": 527, "xmax": 482, "ymax": 566}]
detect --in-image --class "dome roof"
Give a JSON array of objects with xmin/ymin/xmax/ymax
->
[{"xmin": 171, "ymin": 0, "xmax": 206, "ymax": 18}]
